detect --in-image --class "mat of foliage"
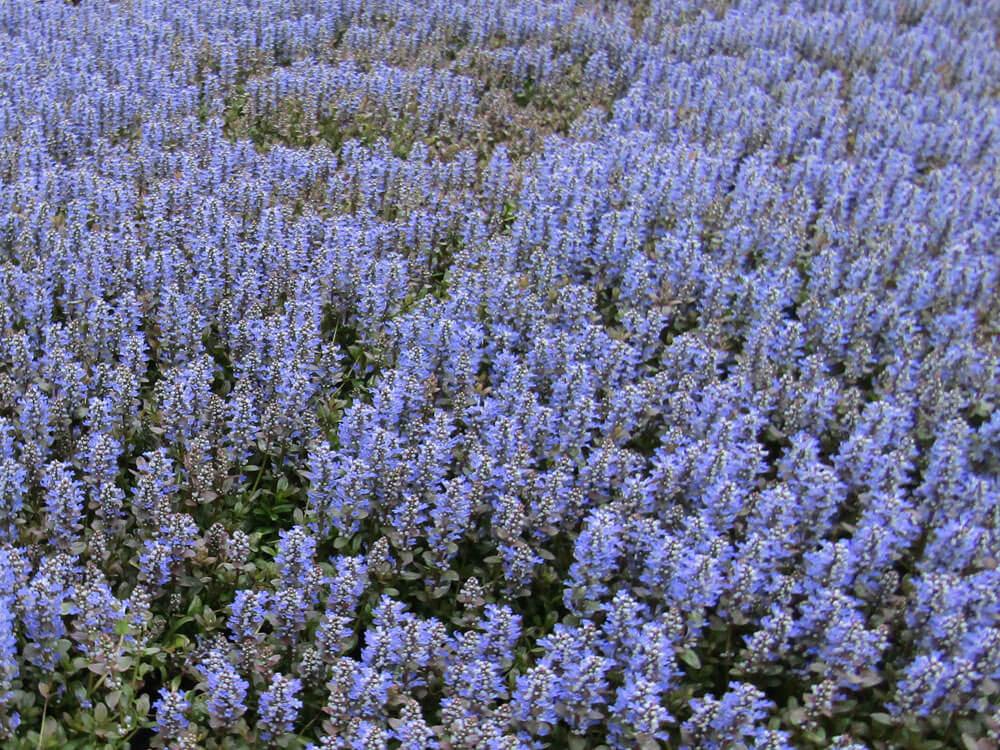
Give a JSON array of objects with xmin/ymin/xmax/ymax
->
[{"xmin": 0, "ymin": 0, "xmax": 998, "ymax": 748}]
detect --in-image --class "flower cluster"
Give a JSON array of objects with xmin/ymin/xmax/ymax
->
[{"xmin": 0, "ymin": 0, "xmax": 996, "ymax": 746}]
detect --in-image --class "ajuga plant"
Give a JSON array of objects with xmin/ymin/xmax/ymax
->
[{"xmin": 0, "ymin": 0, "xmax": 998, "ymax": 747}]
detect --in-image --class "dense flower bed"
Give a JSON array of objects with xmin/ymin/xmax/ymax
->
[{"xmin": 0, "ymin": 0, "xmax": 998, "ymax": 747}]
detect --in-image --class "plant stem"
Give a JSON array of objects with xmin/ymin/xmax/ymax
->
[
  {"xmin": 36, "ymin": 695, "xmax": 48, "ymax": 750},
  {"xmin": 296, "ymin": 709, "xmax": 321, "ymax": 740},
  {"xmin": 249, "ymin": 439, "xmax": 271, "ymax": 498}
]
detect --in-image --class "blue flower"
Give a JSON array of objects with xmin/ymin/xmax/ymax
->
[
  {"xmin": 258, "ymin": 673, "xmax": 302, "ymax": 741},
  {"xmin": 152, "ymin": 687, "xmax": 190, "ymax": 740}
]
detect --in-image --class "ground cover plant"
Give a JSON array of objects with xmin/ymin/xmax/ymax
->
[{"xmin": 0, "ymin": 0, "xmax": 998, "ymax": 747}]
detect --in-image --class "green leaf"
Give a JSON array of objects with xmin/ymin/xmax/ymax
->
[
  {"xmin": 785, "ymin": 708, "xmax": 807, "ymax": 726},
  {"xmin": 165, "ymin": 617, "xmax": 194, "ymax": 637},
  {"xmin": 804, "ymin": 728, "xmax": 827, "ymax": 744},
  {"xmin": 680, "ymin": 649, "xmax": 701, "ymax": 669}
]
